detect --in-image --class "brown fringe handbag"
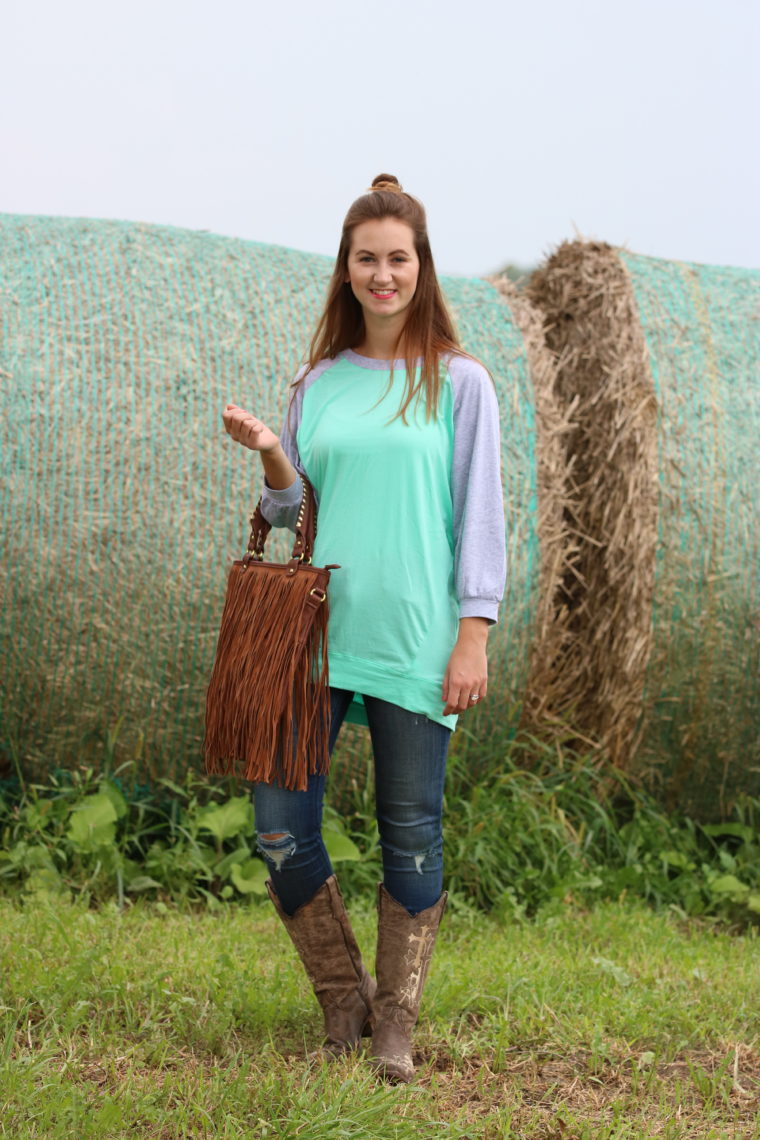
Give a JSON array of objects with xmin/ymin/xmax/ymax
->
[{"xmin": 203, "ymin": 478, "xmax": 338, "ymax": 791}]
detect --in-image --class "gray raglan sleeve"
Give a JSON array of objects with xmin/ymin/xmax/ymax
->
[
  {"xmin": 450, "ymin": 356, "xmax": 507, "ymax": 623},
  {"xmin": 260, "ymin": 358, "xmax": 334, "ymax": 529},
  {"xmin": 259, "ymin": 375, "xmax": 307, "ymax": 531}
]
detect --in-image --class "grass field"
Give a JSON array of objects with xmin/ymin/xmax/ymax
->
[{"xmin": 1, "ymin": 894, "xmax": 758, "ymax": 1138}]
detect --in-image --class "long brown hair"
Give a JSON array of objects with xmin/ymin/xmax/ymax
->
[{"xmin": 297, "ymin": 174, "xmax": 466, "ymax": 422}]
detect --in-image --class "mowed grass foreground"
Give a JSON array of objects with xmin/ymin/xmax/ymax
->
[{"xmin": 1, "ymin": 897, "xmax": 758, "ymax": 1139}]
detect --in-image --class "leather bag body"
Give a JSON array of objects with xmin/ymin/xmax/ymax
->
[{"xmin": 203, "ymin": 479, "xmax": 336, "ymax": 790}]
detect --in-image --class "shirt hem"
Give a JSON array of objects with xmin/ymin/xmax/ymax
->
[{"xmin": 328, "ymin": 652, "xmax": 458, "ymax": 731}]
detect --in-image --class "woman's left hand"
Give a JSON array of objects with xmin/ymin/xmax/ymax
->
[{"xmin": 442, "ymin": 618, "xmax": 489, "ymax": 716}]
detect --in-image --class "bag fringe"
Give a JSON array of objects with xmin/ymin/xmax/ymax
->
[{"xmin": 203, "ymin": 563, "xmax": 331, "ymax": 791}]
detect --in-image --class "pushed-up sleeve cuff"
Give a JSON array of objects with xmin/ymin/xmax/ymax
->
[
  {"xmin": 459, "ymin": 597, "xmax": 500, "ymax": 623},
  {"xmin": 260, "ymin": 475, "xmax": 303, "ymax": 529}
]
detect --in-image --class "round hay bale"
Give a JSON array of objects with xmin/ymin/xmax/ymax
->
[
  {"xmin": 527, "ymin": 239, "xmax": 760, "ymax": 816},
  {"xmin": 0, "ymin": 215, "xmax": 329, "ymax": 784},
  {"xmin": 0, "ymin": 214, "xmax": 562, "ymax": 789}
]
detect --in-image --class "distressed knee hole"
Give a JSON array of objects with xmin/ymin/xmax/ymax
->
[
  {"xmin": 257, "ymin": 831, "xmax": 297, "ymax": 871},
  {"xmin": 384, "ymin": 843, "xmax": 436, "ymax": 874}
]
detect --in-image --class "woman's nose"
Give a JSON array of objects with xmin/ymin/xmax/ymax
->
[{"xmin": 372, "ymin": 263, "xmax": 392, "ymax": 283}]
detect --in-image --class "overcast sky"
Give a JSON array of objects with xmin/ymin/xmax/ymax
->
[{"xmin": 3, "ymin": 0, "xmax": 758, "ymax": 275}]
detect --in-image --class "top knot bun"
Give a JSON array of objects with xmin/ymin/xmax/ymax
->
[{"xmin": 369, "ymin": 173, "xmax": 404, "ymax": 194}]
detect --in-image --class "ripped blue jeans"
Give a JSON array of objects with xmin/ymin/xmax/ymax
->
[{"xmin": 253, "ymin": 688, "xmax": 450, "ymax": 917}]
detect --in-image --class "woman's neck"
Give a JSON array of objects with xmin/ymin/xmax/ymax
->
[{"xmin": 353, "ymin": 317, "xmax": 416, "ymax": 361}]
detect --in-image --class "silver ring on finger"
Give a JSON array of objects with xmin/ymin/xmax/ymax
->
[{"xmin": 469, "ymin": 694, "xmax": 480, "ymax": 702}]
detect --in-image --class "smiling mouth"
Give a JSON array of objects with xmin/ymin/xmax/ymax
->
[{"xmin": 370, "ymin": 289, "xmax": 396, "ymax": 297}]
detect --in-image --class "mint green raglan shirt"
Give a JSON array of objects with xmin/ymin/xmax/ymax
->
[{"xmin": 260, "ymin": 349, "xmax": 506, "ymax": 731}]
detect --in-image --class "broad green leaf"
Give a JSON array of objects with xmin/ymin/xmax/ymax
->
[
  {"xmin": 13, "ymin": 844, "xmax": 54, "ymax": 871},
  {"xmin": 709, "ymin": 873, "xmax": 749, "ymax": 899},
  {"xmin": 22, "ymin": 800, "xmax": 54, "ymax": 831},
  {"xmin": 68, "ymin": 793, "xmax": 118, "ymax": 849},
  {"xmin": 230, "ymin": 859, "xmax": 269, "ymax": 896},
  {"xmin": 702, "ymin": 823, "xmax": 754, "ymax": 841},
  {"xmin": 215, "ymin": 847, "xmax": 254, "ymax": 879},
  {"xmin": 660, "ymin": 849, "xmax": 693, "ymax": 870},
  {"xmin": 323, "ymin": 829, "xmax": 361, "ymax": 863},
  {"xmin": 196, "ymin": 797, "xmax": 254, "ymax": 843},
  {"xmin": 25, "ymin": 867, "xmax": 66, "ymax": 895},
  {"xmin": 322, "ymin": 812, "xmax": 362, "ymax": 862},
  {"xmin": 126, "ymin": 875, "xmax": 163, "ymax": 893},
  {"xmin": 99, "ymin": 780, "xmax": 128, "ymax": 819}
]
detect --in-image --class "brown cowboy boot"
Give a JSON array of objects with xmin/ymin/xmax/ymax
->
[
  {"xmin": 368, "ymin": 884, "xmax": 448, "ymax": 1083},
  {"xmin": 267, "ymin": 875, "xmax": 375, "ymax": 1056}
]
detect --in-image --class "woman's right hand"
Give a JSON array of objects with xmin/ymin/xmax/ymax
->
[{"xmin": 222, "ymin": 404, "xmax": 280, "ymax": 453}]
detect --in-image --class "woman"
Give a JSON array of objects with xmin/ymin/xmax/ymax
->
[{"xmin": 222, "ymin": 174, "xmax": 506, "ymax": 1082}]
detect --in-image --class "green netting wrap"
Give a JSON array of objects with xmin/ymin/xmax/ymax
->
[
  {"xmin": 620, "ymin": 249, "xmax": 760, "ymax": 815},
  {"xmin": 0, "ymin": 215, "xmax": 551, "ymax": 785},
  {"xmin": 528, "ymin": 241, "xmax": 760, "ymax": 817}
]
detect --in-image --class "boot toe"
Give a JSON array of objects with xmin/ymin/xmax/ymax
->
[
  {"xmin": 369, "ymin": 1051, "xmax": 414, "ymax": 1083},
  {"xmin": 368, "ymin": 1020, "xmax": 415, "ymax": 1083}
]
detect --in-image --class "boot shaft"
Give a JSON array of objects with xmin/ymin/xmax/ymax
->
[
  {"xmin": 373, "ymin": 885, "xmax": 448, "ymax": 1022},
  {"xmin": 369, "ymin": 884, "xmax": 447, "ymax": 1083},
  {"xmin": 267, "ymin": 875, "xmax": 375, "ymax": 1053}
]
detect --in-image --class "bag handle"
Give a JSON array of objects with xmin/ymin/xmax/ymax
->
[{"xmin": 243, "ymin": 476, "xmax": 316, "ymax": 566}]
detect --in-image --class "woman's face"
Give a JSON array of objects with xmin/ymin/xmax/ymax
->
[{"xmin": 345, "ymin": 218, "xmax": 420, "ymax": 324}]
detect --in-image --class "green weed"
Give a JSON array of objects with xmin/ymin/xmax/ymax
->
[
  {"xmin": 1, "ymin": 735, "xmax": 759, "ymax": 928},
  {"xmin": 0, "ymin": 767, "xmax": 360, "ymax": 908}
]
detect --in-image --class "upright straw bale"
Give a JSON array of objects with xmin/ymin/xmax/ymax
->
[
  {"xmin": 489, "ymin": 276, "xmax": 577, "ymax": 744},
  {"xmin": 526, "ymin": 241, "xmax": 659, "ymax": 760},
  {"xmin": 0, "ymin": 214, "xmax": 555, "ymax": 785},
  {"xmin": 528, "ymin": 240, "xmax": 760, "ymax": 816}
]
